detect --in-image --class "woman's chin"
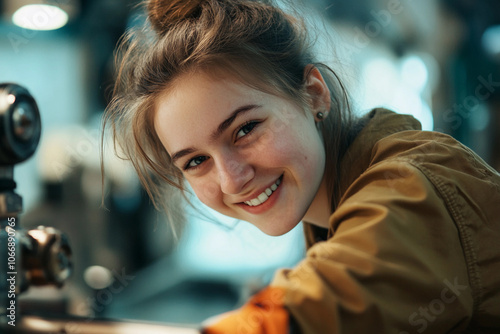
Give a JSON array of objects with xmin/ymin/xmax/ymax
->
[{"xmin": 255, "ymin": 220, "xmax": 300, "ymax": 237}]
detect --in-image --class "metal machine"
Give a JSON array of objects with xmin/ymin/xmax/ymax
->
[{"xmin": 0, "ymin": 83, "xmax": 199, "ymax": 333}]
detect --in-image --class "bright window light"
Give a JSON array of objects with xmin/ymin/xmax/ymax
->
[
  {"xmin": 401, "ymin": 55, "xmax": 429, "ymax": 94},
  {"xmin": 482, "ymin": 25, "xmax": 500, "ymax": 56},
  {"xmin": 12, "ymin": 4, "xmax": 68, "ymax": 31},
  {"xmin": 360, "ymin": 56, "xmax": 434, "ymax": 130}
]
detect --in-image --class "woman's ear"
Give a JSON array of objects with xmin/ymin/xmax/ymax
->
[{"xmin": 304, "ymin": 65, "xmax": 331, "ymax": 118}]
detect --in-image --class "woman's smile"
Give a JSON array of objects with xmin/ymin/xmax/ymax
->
[
  {"xmin": 234, "ymin": 174, "xmax": 283, "ymax": 215},
  {"xmin": 241, "ymin": 174, "xmax": 282, "ymax": 207}
]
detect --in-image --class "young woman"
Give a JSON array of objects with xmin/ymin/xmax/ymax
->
[{"xmin": 104, "ymin": 0, "xmax": 500, "ymax": 333}]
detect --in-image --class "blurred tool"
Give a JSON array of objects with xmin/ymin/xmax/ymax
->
[
  {"xmin": 0, "ymin": 83, "xmax": 200, "ymax": 333},
  {"xmin": 0, "ymin": 83, "xmax": 73, "ymax": 324}
]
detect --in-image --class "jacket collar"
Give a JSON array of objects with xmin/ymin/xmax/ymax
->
[{"xmin": 336, "ymin": 108, "xmax": 422, "ymax": 202}]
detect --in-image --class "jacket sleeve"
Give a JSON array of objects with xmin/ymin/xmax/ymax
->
[{"xmin": 271, "ymin": 160, "xmax": 474, "ymax": 333}]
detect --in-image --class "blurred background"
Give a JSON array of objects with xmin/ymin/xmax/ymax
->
[{"xmin": 1, "ymin": 0, "xmax": 499, "ymax": 327}]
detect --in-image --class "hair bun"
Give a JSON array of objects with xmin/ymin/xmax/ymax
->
[{"xmin": 148, "ymin": 0, "xmax": 204, "ymax": 33}]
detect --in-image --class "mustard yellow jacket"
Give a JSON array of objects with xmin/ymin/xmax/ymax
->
[
  {"xmin": 273, "ymin": 109, "xmax": 500, "ymax": 333},
  {"xmin": 204, "ymin": 109, "xmax": 500, "ymax": 334}
]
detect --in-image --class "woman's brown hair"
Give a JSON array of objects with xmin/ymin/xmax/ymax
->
[{"xmin": 103, "ymin": 0, "xmax": 359, "ymax": 234}]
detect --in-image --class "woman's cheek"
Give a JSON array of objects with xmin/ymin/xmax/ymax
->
[
  {"xmin": 191, "ymin": 179, "xmax": 221, "ymax": 206},
  {"xmin": 253, "ymin": 127, "xmax": 275, "ymax": 151}
]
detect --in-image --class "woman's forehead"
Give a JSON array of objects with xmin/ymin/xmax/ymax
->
[
  {"xmin": 166, "ymin": 61, "xmax": 293, "ymax": 99},
  {"xmin": 153, "ymin": 71, "xmax": 263, "ymax": 149},
  {"xmin": 156, "ymin": 70, "xmax": 259, "ymax": 108}
]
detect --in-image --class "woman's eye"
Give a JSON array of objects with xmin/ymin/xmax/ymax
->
[
  {"xmin": 236, "ymin": 121, "xmax": 259, "ymax": 140},
  {"xmin": 185, "ymin": 156, "xmax": 208, "ymax": 170}
]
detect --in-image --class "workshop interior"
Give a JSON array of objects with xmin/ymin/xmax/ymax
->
[{"xmin": 1, "ymin": 0, "xmax": 500, "ymax": 332}]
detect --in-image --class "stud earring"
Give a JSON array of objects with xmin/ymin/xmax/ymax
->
[{"xmin": 316, "ymin": 111, "xmax": 324, "ymax": 120}]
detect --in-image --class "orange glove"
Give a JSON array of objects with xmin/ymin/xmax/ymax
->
[{"xmin": 202, "ymin": 286, "xmax": 290, "ymax": 334}]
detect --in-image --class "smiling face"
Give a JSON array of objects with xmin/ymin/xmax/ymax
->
[{"xmin": 154, "ymin": 69, "xmax": 330, "ymax": 236}]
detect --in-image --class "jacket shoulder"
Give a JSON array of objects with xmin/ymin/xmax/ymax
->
[{"xmin": 354, "ymin": 130, "xmax": 500, "ymax": 326}]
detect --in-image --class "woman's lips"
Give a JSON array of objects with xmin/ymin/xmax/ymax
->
[
  {"xmin": 236, "ymin": 175, "xmax": 283, "ymax": 214},
  {"xmin": 243, "ymin": 176, "xmax": 281, "ymax": 206}
]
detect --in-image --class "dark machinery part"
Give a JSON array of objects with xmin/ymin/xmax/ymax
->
[
  {"xmin": 0, "ymin": 83, "xmax": 73, "ymax": 327},
  {"xmin": 0, "ymin": 85, "xmax": 200, "ymax": 332}
]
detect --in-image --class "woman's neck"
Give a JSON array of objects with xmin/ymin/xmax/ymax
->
[{"xmin": 303, "ymin": 177, "xmax": 331, "ymax": 229}]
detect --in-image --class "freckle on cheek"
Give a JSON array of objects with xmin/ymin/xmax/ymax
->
[
  {"xmin": 201, "ymin": 182, "xmax": 218, "ymax": 200},
  {"xmin": 260, "ymin": 130, "xmax": 274, "ymax": 146}
]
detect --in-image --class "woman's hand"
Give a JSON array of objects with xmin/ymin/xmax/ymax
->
[{"xmin": 202, "ymin": 287, "xmax": 290, "ymax": 334}]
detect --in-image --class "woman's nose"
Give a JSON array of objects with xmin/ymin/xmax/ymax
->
[{"xmin": 216, "ymin": 154, "xmax": 254, "ymax": 195}]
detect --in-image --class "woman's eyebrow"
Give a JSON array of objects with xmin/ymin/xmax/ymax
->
[
  {"xmin": 170, "ymin": 104, "xmax": 261, "ymax": 164},
  {"xmin": 171, "ymin": 147, "xmax": 196, "ymax": 165},
  {"xmin": 210, "ymin": 104, "xmax": 261, "ymax": 141}
]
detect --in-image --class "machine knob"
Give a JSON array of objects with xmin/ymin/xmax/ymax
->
[{"xmin": 23, "ymin": 226, "xmax": 72, "ymax": 287}]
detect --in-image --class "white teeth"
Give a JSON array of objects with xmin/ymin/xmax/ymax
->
[
  {"xmin": 250, "ymin": 198, "xmax": 260, "ymax": 206},
  {"xmin": 257, "ymin": 192, "xmax": 269, "ymax": 203},
  {"xmin": 244, "ymin": 177, "xmax": 282, "ymax": 207}
]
